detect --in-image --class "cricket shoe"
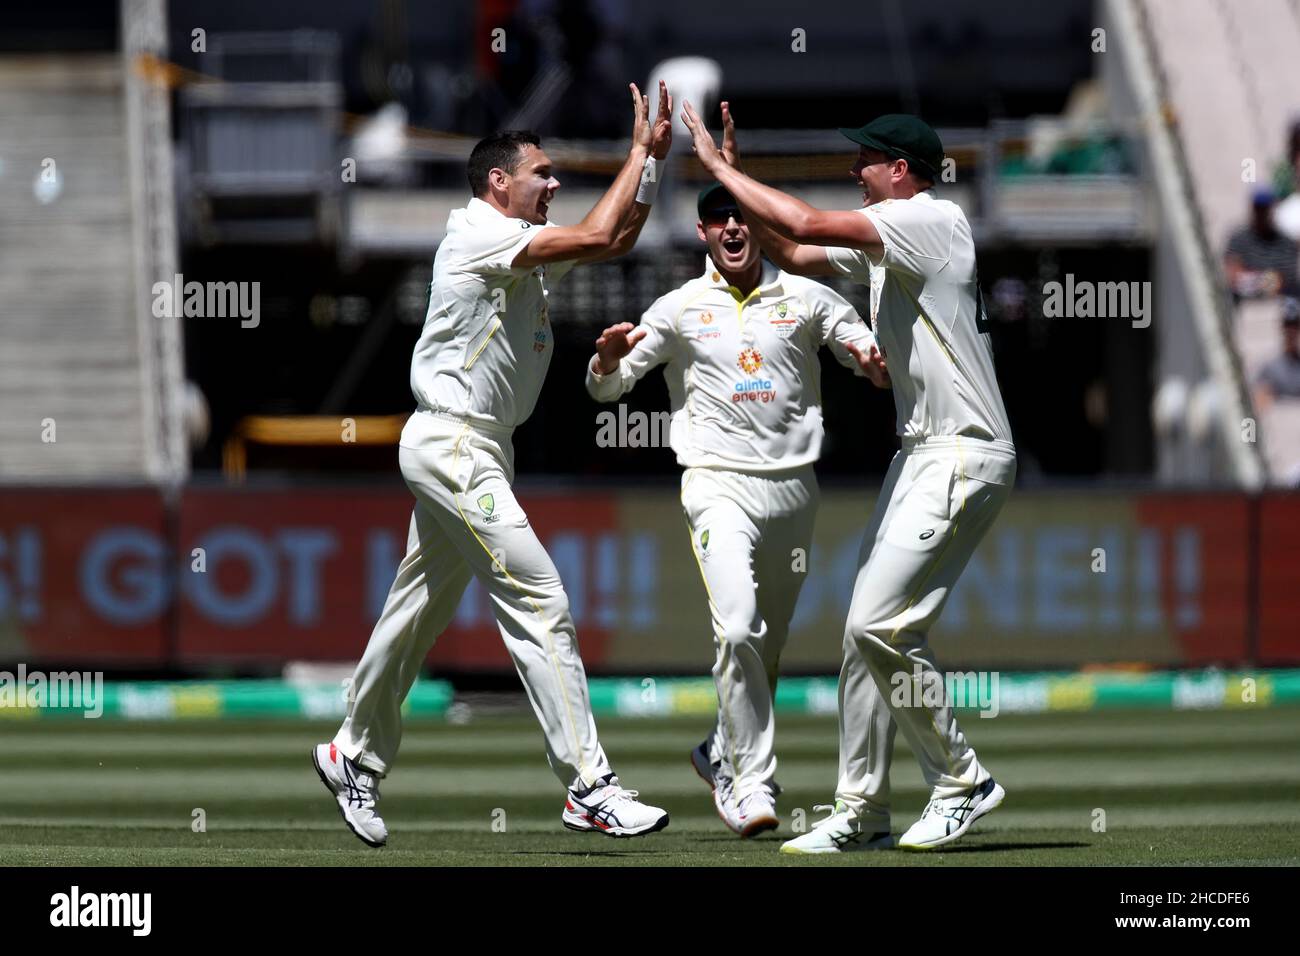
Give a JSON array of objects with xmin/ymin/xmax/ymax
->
[
  {"xmin": 690, "ymin": 739, "xmax": 717, "ymax": 790},
  {"xmin": 716, "ymin": 790, "xmax": 779, "ymax": 838},
  {"xmin": 779, "ymin": 801, "xmax": 894, "ymax": 854},
  {"xmin": 312, "ymin": 742, "xmax": 387, "ymax": 848},
  {"xmin": 897, "ymin": 778, "xmax": 1005, "ymax": 850},
  {"xmin": 562, "ymin": 773, "xmax": 670, "ymax": 837}
]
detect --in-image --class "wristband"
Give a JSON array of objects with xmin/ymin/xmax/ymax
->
[{"xmin": 635, "ymin": 156, "xmax": 660, "ymax": 205}]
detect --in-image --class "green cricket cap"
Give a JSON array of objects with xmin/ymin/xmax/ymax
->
[
  {"xmin": 837, "ymin": 114, "xmax": 944, "ymax": 180},
  {"xmin": 696, "ymin": 181, "xmax": 736, "ymax": 219}
]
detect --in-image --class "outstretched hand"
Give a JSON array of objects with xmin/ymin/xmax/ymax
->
[
  {"xmin": 846, "ymin": 341, "xmax": 892, "ymax": 389},
  {"xmin": 720, "ymin": 101, "xmax": 739, "ymax": 168},
  {"xmin": 650, "ymin": 80, "xmax": 673, "ymax": 160},
  {"xmin": 680, "ymin": 99, "xmax": 724, "ymax": 172},
  {"xmin": 593, "ymin": 322, "xmax": 648, "ymax": 375},
  {"xmin": 629, "ymin": 82, "xmax": 651, "ymax": 153}
]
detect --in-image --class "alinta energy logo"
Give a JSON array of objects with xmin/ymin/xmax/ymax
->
[
  {"xmin": 733, "ymin": 348, "xmax": 776, "ymax": 403},
  {"xmin": 0, "ymin": 664, "xmax": 103, "ymax": 718}
]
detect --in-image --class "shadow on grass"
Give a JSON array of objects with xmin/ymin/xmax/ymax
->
[
  {"xmin": 507, "ymin": 849, "xmax": 647, "ymax": 858},
  {"xmin": 924, "ymin": 841, "xmax": 1090, "ymax": 854}
]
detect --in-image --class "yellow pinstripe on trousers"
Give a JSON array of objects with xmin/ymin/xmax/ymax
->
[
  {"xmin": 834, "ymin": 435, "xmax": 1016, "ymax": 829},
  {"xmin": 333, "ymin": 415, "xmax": 610, "ymax": 790}
]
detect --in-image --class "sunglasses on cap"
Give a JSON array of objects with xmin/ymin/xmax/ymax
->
[{"xmin": 702, "ymin": 205, "xmax": 745, "ymax": 226}]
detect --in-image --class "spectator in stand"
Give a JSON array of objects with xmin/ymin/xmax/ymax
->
[
  {"xmin": 1273, "ymin": 121, "xmax": 1300, "ymax": 241},
  {"xmin": 1271, "ymin": 118, "xmax": 1300, "ymax": 199},
  {"xmin": 1254, "ymin": 298, "xmax": 1300, "ymax": 412},
  {"xmin": 1224, "ymin": 188, "xmax": 1299, "ymax": 301}
]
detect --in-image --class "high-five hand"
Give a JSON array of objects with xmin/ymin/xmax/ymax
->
[
  {"xmin": 592, "ymin": 322, "xmax": 648, "ymax": 375},
  {"xmin": 630, "ymin": 83, "xmax": 651, "ymax": 155},
  {"xmin": 680, "ymin": 100, "xmax": 724, "ymax": 172},
  {"xmin": 651, "ymin": 80, "xmax": 673, "ymax": 160},
  {"xmin": 720, "ymin": 101, "xmax": 739, "ymax": 169}
]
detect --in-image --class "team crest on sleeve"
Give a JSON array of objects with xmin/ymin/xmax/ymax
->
[{"xmin": 477, "ymin": 494, "xmax": 498, "ymax": 522}]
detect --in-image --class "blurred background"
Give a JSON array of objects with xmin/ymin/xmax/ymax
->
[{"xmin": 1, "ymin": 0, "xmax": 1297, "ymax": 695}]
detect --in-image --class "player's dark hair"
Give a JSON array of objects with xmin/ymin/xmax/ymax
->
[
  {"xmin": 897, "ymin": 155, "xmax": 936, "ymax": 189},
  {"xmin": 468, "ymin": 130, "xmax": 541, "ymax": 197}
]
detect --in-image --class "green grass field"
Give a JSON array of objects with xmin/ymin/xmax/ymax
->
[{"xmin": 3, "ymin": 707, "xmax": 1298, "ymax": 866}]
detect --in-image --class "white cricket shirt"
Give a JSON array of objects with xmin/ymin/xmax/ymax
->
[
  {"xmin": 403, "ymin": 197, "xmax": 577, "ymax": 444},
  {"xmin": 586, "ymin": 257, "xmax": 876, "ymax": 472},
  {"xmin": 825, "ymin": 189, "xmax": 1013, "ymax": 443}
]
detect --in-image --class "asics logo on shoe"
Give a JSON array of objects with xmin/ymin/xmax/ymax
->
[{"xmin": 571, "ymin": 793, "xmax": 624, "ymax": 831}]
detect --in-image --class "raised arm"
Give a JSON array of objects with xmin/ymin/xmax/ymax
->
[
  {"xmin": 514, "ymin": 83, "xmax": 647, "ymax": 266},
  {"xmin": 515, "ymin": 83, "xmax": 664, "ymax": 267},
  {"xmin": 681, "ymin": 100, "xmax": 883, "ymax": 259},
  {"xmin": 712, "ymin": 102, "xmax": 837, "ymax": 277},
  {"xmin": 580, "ymin": 82, "xmax": 674, "ymax": 264}
]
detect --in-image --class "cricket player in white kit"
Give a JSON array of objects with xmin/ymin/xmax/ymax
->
[
  {"xmin": 313, "ymin": 83, "xmax": 675, "ymax": 846},
  {"xmin": 681, "ymin": 104, "xmax": 1016, "ymax": 853},
  {"xmin": 584, "ymin": 158, "xmax": 890, "ymax": 837}
]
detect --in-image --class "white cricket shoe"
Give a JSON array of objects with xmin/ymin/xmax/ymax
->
[
  {"xmin": 716, "ymin": 790, "xmax": 779, "ymax": 838},
  {"xmin": 562, "ymin": 773, "xmax": 670, "ymax": 837},
  {"xmin": 897, "ymin": 778, "xmax": 1005, "ymax": 850},
  {"xmin": 694, "ymin": 738, "xmax": 782, "ymax": 837},
  {"xmin": 312, "ymin": 742, "xmax": 388, "ymax": 847},
  {"xmin": 779, "ymin": 801, "xmax": 894, "ymax": 854}
]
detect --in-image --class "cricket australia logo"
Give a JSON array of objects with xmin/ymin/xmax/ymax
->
[
  {"xmin": 477, "ymin": 493, "xmax": 499, "ymax": 523},
  {"xmin": 700, "ymin": 529, "xmax": 710, "ymax": 551},
  {"xmin": 770, "ymin": 301, "xmax": 798, "ymax": 338}
]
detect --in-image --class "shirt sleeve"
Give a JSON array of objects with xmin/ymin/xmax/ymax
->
[
  {"xmin": 585, "ymin": 293, "xmax": 679, "ymax": 402},
  {"xmin": 864, "ymin": 197, "xmax": 953, "ymax": 281},
  {"xmin": 825, "ymin": 214, "xmax": 875, "ymax": 282},
  {"xmin": 458, "ymin": 217, "xmax": 550, "ymax": 276},
  {"xmin": 808, "ymin": 283, "xmax": 876, "ymax": 375}
]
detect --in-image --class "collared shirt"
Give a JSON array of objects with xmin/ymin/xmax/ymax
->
[
  {"xmin": 586, "ymin": 257, "xmax": 876, "ymax": 472},
  {"xmin": 403, "ymin": 197, "xmax": 578, "ymax": 444},
  {"xmin": 825, "ymin": 189, "xmax": 1014, "ymax": 444}
]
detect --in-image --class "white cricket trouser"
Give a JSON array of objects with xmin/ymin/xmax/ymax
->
[
  {"xmin": 333, "ymin": 412, "xmax": 611, "ymax": 790},
  {"xmin": 834, "ymin": 435, "xmax": 1016, "ymax": 828},
  {"xmin": 681, "ymin": 464, "xmax": 818, "ymax": 803}
]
